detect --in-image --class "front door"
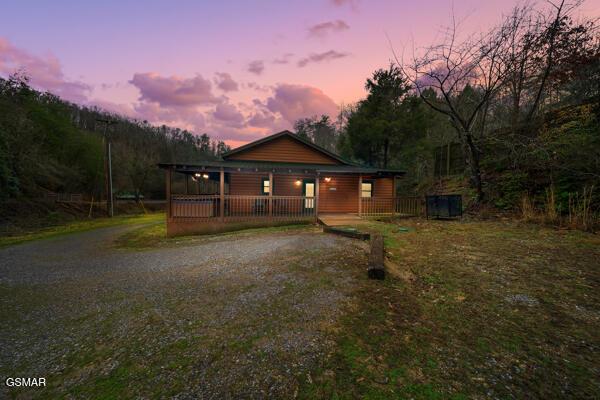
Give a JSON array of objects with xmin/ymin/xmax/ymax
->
[{"xmin": 302, "ymin": 179, "xmax": 315, "ymax": 212}]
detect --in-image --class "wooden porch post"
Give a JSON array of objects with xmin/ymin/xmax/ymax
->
[
  {"xmin": 219, "ymin": 168, "xmax": 224, "ymax": 222},
  {"xmin": 315, "ymin": 173, "xmax": 319, "ymax": 220},
  {"xmin": 166, "ymin": 167, "xmax": 172, "ymax": 219},
  {"xmin": 358, "ymin": 174, "xmax": 362, "ymax": 217},
  {"xmin": 268, "ymin": 171, "xmax": 273, "ymax": 218}
]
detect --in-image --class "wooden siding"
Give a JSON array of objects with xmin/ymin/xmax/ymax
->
[
  {"xmin": 222, "ymin": 173, "xmax": 393, "ymax": 214},
  {"xmin": 228, "ymin": 173, "xmax": 313, "ymax": 214},
  {"xmin": 228, "ymin": 173, "xmax": 313, "ymax": 196},
  {"xmin": 228, "ymin": 173, "xmax": 263, "ymax": 214},
  {"xmin": 225, "ymin": 135, "xmax": 341, "ymax": 165},
  {"xmin": 373, "ymin": 177, "xmax": 394, "ymax": 197},
  {"xmin": 318, "ymin": 175, "xmax": 359, "ymax": 213},
  {"xmin": 229, "ymin": 173, "xmax": 263, "ymax": 195},
  {"xmin": 273, "ymin": 174, "xmax": 308, "ymax": 196}
]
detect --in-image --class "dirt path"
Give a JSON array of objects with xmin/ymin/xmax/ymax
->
[{"xmin": 0, "ymin": 225, "xmax": 367, "ymax": 399}]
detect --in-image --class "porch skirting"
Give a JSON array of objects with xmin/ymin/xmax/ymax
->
[{"xmin": 167, "ymin": 216, "xmax": 315, "ymax": 236}]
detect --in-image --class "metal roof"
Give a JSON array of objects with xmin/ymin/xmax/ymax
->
[{"xmin": 158, "ymin": 160, "xmax": 404, "ymax": 176}]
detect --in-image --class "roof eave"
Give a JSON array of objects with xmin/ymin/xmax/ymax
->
[{"xmin": 158, "ymin": 162, "xmax": 405, "ymax": 176}]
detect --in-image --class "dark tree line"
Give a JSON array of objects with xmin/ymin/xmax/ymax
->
[
  {"xmin": 290, "ymin": 0, "xmax": 598, "ymax": 221},
  {"xmin": 0, "ymin": 73, "xmax": 230, "ymax": 201},
  {"xmin": 398, "ymin": 0, "xmax": 599, "ymax": 203}
]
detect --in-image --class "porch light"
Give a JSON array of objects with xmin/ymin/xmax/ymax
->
[
  {"xmin": 324, "ymin": 177, "xmax": 331, "ymax": 182},
  {"xmin": 295, "ymin": 179, "xmax": 302, "ymax": 186}
]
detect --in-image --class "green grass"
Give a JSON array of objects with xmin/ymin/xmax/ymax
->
[
  {"xmin": 4, "ymin": 216, "xmax": 599, "ymax": 398},
  {"xmin": 114, "ymin": 221, "xmax": 317, "ymax": 250},
  {"xmin": 0, "ymin": 213, "xmax": 164, "ymax": 248},
  {"xmin": 301, "ymin": 218, "xmax": 600, "ymax": 399}
]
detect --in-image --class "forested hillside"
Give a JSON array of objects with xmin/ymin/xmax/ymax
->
[{"xmin": 0, "ymin": 74, "xmax": 229, "ymax": 202}]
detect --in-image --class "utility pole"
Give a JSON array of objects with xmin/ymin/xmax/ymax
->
[{"xmin": 97, "ymin": 118, "xmax": 117, "ymax": 217}]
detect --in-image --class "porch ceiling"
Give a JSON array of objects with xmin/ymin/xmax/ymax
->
[{"xmin": 158, "ymin": 161, "xmax": 405, "ymax": 177}]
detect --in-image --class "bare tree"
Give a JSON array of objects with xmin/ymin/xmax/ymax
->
[
  {"xmin": 396, "ymin": 11, "xmax": 516, "ymax": 201},
  {"xmin": 498, "ymin": 1, "xmax": 592, "ymax": 125},
  {"xmin": 396, "ymin": 0, "xmax": 585, "ymax": 202}
]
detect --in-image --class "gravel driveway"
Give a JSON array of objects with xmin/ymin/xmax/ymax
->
[{"xmin": 0, "ymin": 225, "xmax": 367, "ymax": 399}]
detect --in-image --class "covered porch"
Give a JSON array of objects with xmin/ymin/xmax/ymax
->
[{"xmin": 160, "ymin": 161, "xmax": 411, "ymax": 236}]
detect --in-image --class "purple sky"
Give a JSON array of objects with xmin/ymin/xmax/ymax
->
[{"xmin": 2, "ymin": 0, "xmax": 599, "ymax": 146}]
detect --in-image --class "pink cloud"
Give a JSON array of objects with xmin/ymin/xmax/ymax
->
[
  {"xmin": 247, "ymin": 60, "xmax": 265, "ymax": 75},
  {"xmin": 214, "ymin": 72, "xmax": 238, "ymax": 92},
  {"xmin": 213, "ymin": 102, "xmax": 245, "ymax": 128},
  {"xmin": 245, "ymin": 81, "xmax": 271, "ymax": 93},
  {"xmin": 0, "ymin": 37, "xmax": 91, "ymax": 103},
  {"xmin": 129, "ymin": 72, "xmax": 218, "ymax": 107},
  {"xmin": 133, "ymin": 101, "xmax": 207, "ymax": 130},
  {"xmin": 0, "ymin": 38, "xmax": 338, "ymax": 145},
  {"xmin": 247, "ymin": 110, "xmax": 277, "ymax": 128},
  {"xmin": 297, "ymin": 50, "xmax": 350, "ymax": 67},
  {"xmin": 89, "ymin": 99, "xmax": 136, "ymax": 117},
  {"xmin": 308, "ymin": 20, "xmax": 350, "ymax": 38},
  {"xmin": 272, "ymin": 53, "xmax": 294, "ymax": 65},
  {"xmin": 266, "ymin": 83, "xmax": 338, "ymax": 124}
]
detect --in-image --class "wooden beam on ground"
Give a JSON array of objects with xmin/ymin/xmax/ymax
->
[
  {"xmin": 368, "ymin": 233, "xmax": 385, "ymax": 280},
  {"xmin": 323, "ymin": 226, "xmax": 370, "ymax": 240}
]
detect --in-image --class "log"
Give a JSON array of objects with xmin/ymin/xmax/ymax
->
[
  {"xmin": 322, "ymin": 226, "xmax": 370, "ymax": 240},
  {"xmin": 368, "ymin": 233, "xmax": 385, "ymax": 280}
]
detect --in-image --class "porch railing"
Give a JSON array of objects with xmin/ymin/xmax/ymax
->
[
  {"xmin": 171, "ymin": 195, "xmax": 220, "ymax": 218},
  {"xmin": 171, "ymin": 194, "xmax": 424, "ymax": 220},
  {"xmin": 360, "ymin": 196, "xmax": 425, "ymax": 217},
  {"xmin": 170, "ymin": 195, "xmax": 316, "ymax": 221}
]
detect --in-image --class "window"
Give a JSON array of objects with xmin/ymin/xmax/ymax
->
[
  {"xmin": 361, "ymin": 181, "xmax": 373, "ymax": 198},
  {"xmin": 261, "ymin": 177, "xmax": 270, "ymax": 195}
]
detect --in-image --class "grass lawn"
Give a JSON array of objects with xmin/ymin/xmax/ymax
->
[
  {"xmin": 0, "ymin": 212, "xmax": 164, "ymax": 248},
  {"xmin": 114, "ymin": 221, "xmax": 316, "ymax": 250},
  {"xmin": 3, "ymin": 215, "xmax": 599, "ymax": 398},
  {"xmin": 300, "ymin": 218, "xmax": 600, "ymax": 399}
]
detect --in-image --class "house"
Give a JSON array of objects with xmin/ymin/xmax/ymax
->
[{"xmin": 159, "ymin": 130, "xmax": 405, "ymax": 236}]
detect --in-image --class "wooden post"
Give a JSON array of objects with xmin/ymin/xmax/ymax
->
[
  {"xmin": 219, "ymin": 168, "xmax": 225, "ymax": 222},
  {"xmin": 358, "ymin": 174, "xmax": 362, "ymax": 217},
  {"xmin": 368, "ymin": 234, "xmax": 385, "ymax": 280},
  {"xmin": 268, "ymin": 172, "xmax": 273, "ymax": 218},
  {"xmin": 166, "ymin": 168, "xmax": 172, "ymax": 219},
  {"xmin": 314, "ymin": 174, "xmax": 319, "ymax": 220}
]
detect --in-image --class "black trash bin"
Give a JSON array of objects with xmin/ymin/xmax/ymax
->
[{"xmin": 426, "ymin": 195, "xmax": 462, "ymax": 219}]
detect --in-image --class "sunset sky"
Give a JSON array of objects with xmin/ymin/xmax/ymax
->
[{"xmin": 2, "ymin": 0, "xmax": 600, "ymax": 147}]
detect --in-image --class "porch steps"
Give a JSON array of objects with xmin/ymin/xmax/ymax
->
[{"xmin": 317, "ymin": 213, "xmax": 369, "ymax": 227}]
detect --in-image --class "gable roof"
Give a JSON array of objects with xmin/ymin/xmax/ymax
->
[{"xmin": 221, "ymin": 130, "xmax": 353, "ymax": 165}]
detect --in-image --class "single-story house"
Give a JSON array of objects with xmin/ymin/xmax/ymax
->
[{"xmin": 159, "ymin": 130, "xmax": 407, "ymax": 236}]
